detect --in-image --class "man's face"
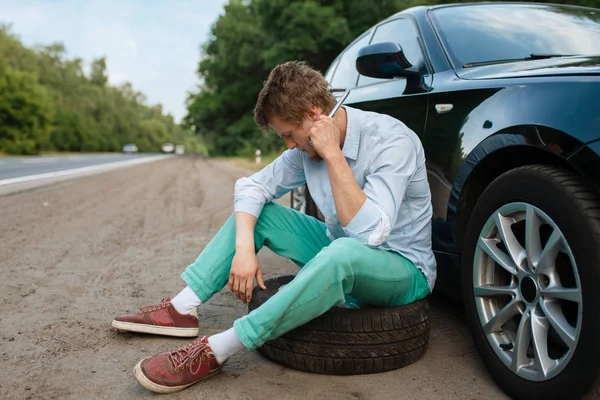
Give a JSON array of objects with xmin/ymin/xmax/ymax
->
[{"xmin": 270, "ymin": 113, "xmax": 322, "ymax": 161}]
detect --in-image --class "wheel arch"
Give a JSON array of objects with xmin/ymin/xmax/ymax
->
[{"xmin": 449, "ymin": 129, "xmax": 600, "ymax": 252}]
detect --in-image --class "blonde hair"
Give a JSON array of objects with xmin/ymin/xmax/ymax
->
[{"xmin": 254, "ymin": 61, "xmax": 336, "ymax": 133}]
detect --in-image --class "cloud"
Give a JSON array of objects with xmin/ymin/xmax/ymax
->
[{"xmin": 0, "ymin": 0, "xmax": 228, "ymax": 122}]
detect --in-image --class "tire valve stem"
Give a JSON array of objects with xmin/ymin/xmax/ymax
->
[{"xmin": 499, "ymin": 343, "xmax": 514, "ymax": 351}]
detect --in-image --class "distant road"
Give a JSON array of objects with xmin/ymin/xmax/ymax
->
[
  {"xmin": 0, "ymin": 153, "xmax": 169, "ymax": 181},
  {"xmin": 0, "ymin": 153, "xmax": 174, "ymax": 196}
]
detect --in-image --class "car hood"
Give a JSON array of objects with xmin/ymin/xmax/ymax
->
[{"xmin": 455, "ymin": 56, "xmax": 600, "ymax": 80}]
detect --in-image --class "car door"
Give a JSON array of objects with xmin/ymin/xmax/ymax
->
[{"xmin": 339, "ymin": 17, "xmax": 433, "ymax": 140}]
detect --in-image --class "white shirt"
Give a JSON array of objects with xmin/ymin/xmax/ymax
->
[{"xmin": 233, "ymin": 106, "xmax": 437, "ymax": 291}]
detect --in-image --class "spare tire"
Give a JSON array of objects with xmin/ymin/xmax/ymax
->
[{"xmin": 248, "ymin": 274, "xmax": 431, "ymax": 375}]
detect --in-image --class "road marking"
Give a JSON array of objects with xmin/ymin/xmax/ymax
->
[
  {"xmin": 0, "ymin": 161, "xmax": 4, "ymax": 166},
  {"xmin": 0, "ymin": 155, "xmax": 172, "ymax": 186}
]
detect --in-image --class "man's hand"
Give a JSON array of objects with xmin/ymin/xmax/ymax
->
[
  {"xmin": 307, "ymin": 115, "xmax": 342, "ymax": 161},
  {"xmin": 229, "ymin": 248, "xmax": 267, "ymax": 303}
]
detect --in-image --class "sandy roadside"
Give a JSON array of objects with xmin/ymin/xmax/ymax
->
[{"xmin": 0, "ymin": 156, "xmax": 511, "ymax": 399}]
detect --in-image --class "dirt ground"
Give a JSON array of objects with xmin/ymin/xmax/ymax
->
[{"xmin": 0, "ymin": 156, "xmax": 515, "ymax": 400}]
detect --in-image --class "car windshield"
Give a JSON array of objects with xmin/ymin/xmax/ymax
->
[{"xmin": 430, "ymin": 4, "xmax": 600, "ymax": 68}]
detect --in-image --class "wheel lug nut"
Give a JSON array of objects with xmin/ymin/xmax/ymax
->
[{"xmin": 499, "ymin": 343, "xmax": 514, "ymax": 351}]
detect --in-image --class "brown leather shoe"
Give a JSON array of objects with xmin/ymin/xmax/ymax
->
[
  {"xmin": 134, "ymin": 336, "xmax": 224, "ymax": 393},
  {"xmin": 112, "ymin": 298, "xmax": 199, "ymax": 337}
]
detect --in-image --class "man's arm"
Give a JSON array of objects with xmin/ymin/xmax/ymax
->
[
  {"xmin": 234, "ymin": 211, "xmax": 257, "ymax": 253},
  {"xmin": 308, "ymin": 114, "xmax": 366, "ymax": 226},
  {"xmin": 229, "ymin": 149, "xmax": 306, "ymax": 302},
  {"xmin": 307, "ymin": 114, "xmax": 365, "ymax": 226},
  {"xmin": 324, "ymin": 152, "xmax": 366, "ymax": 227},
  {"xmin": 309, "ymin": 115, "xmax": 418, "ymax": 246},
  {"xmin": 229, "ymin": 211, "xmax": 264, "ymax": 303},
  {"xmin": 233, "ymin": 148, "xmax": 306, "ymax": 218}
]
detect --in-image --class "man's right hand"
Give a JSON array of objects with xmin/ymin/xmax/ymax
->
[{"xmin": 229, "ymin": 248, "xmax": 267, "ymax": 303}]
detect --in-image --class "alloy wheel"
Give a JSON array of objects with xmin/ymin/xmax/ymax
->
[
  {"xmin": 291, "ymin": 186, "xmax": 307, "ymax": 214},
  {"xmin": 473, "ymin": 202, "xmax": 582, "ymax": 381}
]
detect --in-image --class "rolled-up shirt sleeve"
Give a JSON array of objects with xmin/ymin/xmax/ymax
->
[
  {"xmin": 342, "ymin": 134, "xmax": 418, "ymax": 246},
  {"xmin": 234, "ymin": 148, "xmax": 306, "ymax": 218}
]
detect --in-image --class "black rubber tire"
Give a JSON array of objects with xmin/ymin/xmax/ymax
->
[
  {"xmin": 461, "ymin": 165, "xmax": 600, "ymax": 400},
  {"xmin": 248, "ymin": 275, "xmax": 431, "ymax": 375}
]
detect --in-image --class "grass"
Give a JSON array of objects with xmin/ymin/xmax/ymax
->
[
  {"xmin": 214, "ymin": 152, "xmax": 294, "ymax": 207},
  {"xmin": 215, "ymin": 152, "xmax": 281, "ymax": 172}
]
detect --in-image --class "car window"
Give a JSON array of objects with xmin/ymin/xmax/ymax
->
[
  {"xmin": 324, "ymin": 57, "xmax": 340, "ymax": 85},
  {"xmin": 430, "ymin": 4, "xmax": 600, "ymax": 68},
  {"xmin": 329, "ymin": 32, "xmax": 372, "ymax": 89},
  {"xmin": 358, "ymin": 18, "xmax": 426, "ymax": 87}
]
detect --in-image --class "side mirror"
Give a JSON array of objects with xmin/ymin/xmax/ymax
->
[
  {"xmin": 356, "ymin": 41, "xmax": 429, "ymax": 94},
  {"xmin": 356, "ymin": 42, "xmax": 417, "ymax": 79}
]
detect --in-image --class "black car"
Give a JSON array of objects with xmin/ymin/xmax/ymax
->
[{"xmin": 290, "ymin": 2, "xmax": 600, "ymax": 399}]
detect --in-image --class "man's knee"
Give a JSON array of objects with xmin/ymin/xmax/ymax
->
[
  {"xmin": 329, "ymin": 237, "xmax": 363, "ymax": 249},
  {"xmin": 318, "ymin": 237, "xmax": 365, "ymax": 265}
]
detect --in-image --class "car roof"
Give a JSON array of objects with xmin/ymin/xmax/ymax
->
[{"xmin": 387, "ymin": 1, "xmax": 598, "ymax": 20}]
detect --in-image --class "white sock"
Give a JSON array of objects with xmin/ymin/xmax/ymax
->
[
  {"xmin": 171, "ymin": 286, "xmax": 201, "ymax": 317},
  {"xmin": 208, "ymin": 328, "xmax": 246, "ymax": 364}
]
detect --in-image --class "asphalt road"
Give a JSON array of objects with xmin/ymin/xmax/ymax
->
[{"xmin": 0, "ymin": 153, "xmax": 165, "ymax": 181}]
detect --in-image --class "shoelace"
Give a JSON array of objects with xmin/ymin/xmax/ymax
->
[
  {"xmin": 139, "ymin": 297, "xmax": 170, "ymax": 313},
  {"xmin": 168, "ymin": 337, "xmax": 210, "ymax": 374}
]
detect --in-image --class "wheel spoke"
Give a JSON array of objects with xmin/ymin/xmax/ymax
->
[
  {"xmin": 525, "ymin": 205, "xmax": 543, "ymax": 272},
  {"xmin": 493, "ymin": 212, "xmax": 527, "ymax": 272},
  {"xmin": 291, "ymin": 188, "xmax": 306, "ymax": 213},
  {"xmin": 539, "ymin": 299, "xmax": 577, "ymax": 349},
  {"xmin": 531, "ymin": 310, "xmax": 559, "ymax": 379},
  {"xmin": 474, "ymin": 284, "xmax": 517, "ymax": 298},
  {"xmin": 541, "ymin": 286, "xmax": 581, "ymax": 303},
  {"xmin": 483, "ymin": 299, "xmax": 522, "ymax": 334},
  {"xmin": 478, "ymin": 237, "xmax": 518, "ymax": 275},
  {"xmin": 511, "ymin": 309, "xmax": 532, "ymax": 374},
  {"xmin": 537, "ymin": 230, "xmax": 563, "ymax": 275}
]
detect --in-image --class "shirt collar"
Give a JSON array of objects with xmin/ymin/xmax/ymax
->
[{"xmin": 341, "ymin": 106, "xmax": 361, "ymax": 160}]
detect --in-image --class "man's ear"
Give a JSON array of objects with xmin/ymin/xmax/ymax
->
[{"xmin": 310, "ymin": 106, "xmax": 321, "ymax": 122}]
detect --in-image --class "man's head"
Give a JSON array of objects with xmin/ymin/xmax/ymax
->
[{"xmin": 254, "ymin": 61, "xmax": 336, "ymax": 160}]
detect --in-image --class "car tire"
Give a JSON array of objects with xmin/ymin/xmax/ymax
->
[
  {"xmin": 248, "ymin": 274, "xmax": 431, "ymax": 375},
  {"xmin": 461, "ymin": 165, "xmax": 600, "ymax": 400}
]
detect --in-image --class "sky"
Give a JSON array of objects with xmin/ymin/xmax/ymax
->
[{"xmin": 0, "ymin": 0, "xmax": 229, "ymax": 122}]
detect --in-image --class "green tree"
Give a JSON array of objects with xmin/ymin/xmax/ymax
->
[
  {"xmin": 255, "ymin": 0, "xmax": 352, "ymax": 72},
  {"xmin": 90, "ymin": 57, "xmax": 108, "ymax": 87},
  {"xmin": 185, "ymin": 0, "xmax": 270, "ymax": 155},
  {"xmin": 0, "ymin": 24, "xmax": 38, "ymax": 73},
  {"xmin": 0, "ymin": 24, "xmax": 203, "ymax": 155},
  {"xmin": 0, "ymin": 60, "xmax": 53, "ymax": 154}
]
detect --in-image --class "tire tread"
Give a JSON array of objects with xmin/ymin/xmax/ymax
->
[
  {"xmin": 248, "ymin": 275, "xmax": 431, "ymax": 375},
  {"xmin": 463, "ymin": 164, "xmax": 600, "ymax": 400}
]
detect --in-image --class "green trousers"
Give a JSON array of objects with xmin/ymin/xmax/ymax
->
[{"xmin": 181, "ymin": 202, "xmax": 430, "ymax": 351}]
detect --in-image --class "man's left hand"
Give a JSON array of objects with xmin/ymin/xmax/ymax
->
[{"xmin": 307, "ymin": 115, "xmax": 341, "ymax": 161}]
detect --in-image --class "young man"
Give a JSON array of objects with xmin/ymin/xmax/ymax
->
[{"xmin": 112, "ymin": 60, "xmax": 436, "ymax": 393}]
